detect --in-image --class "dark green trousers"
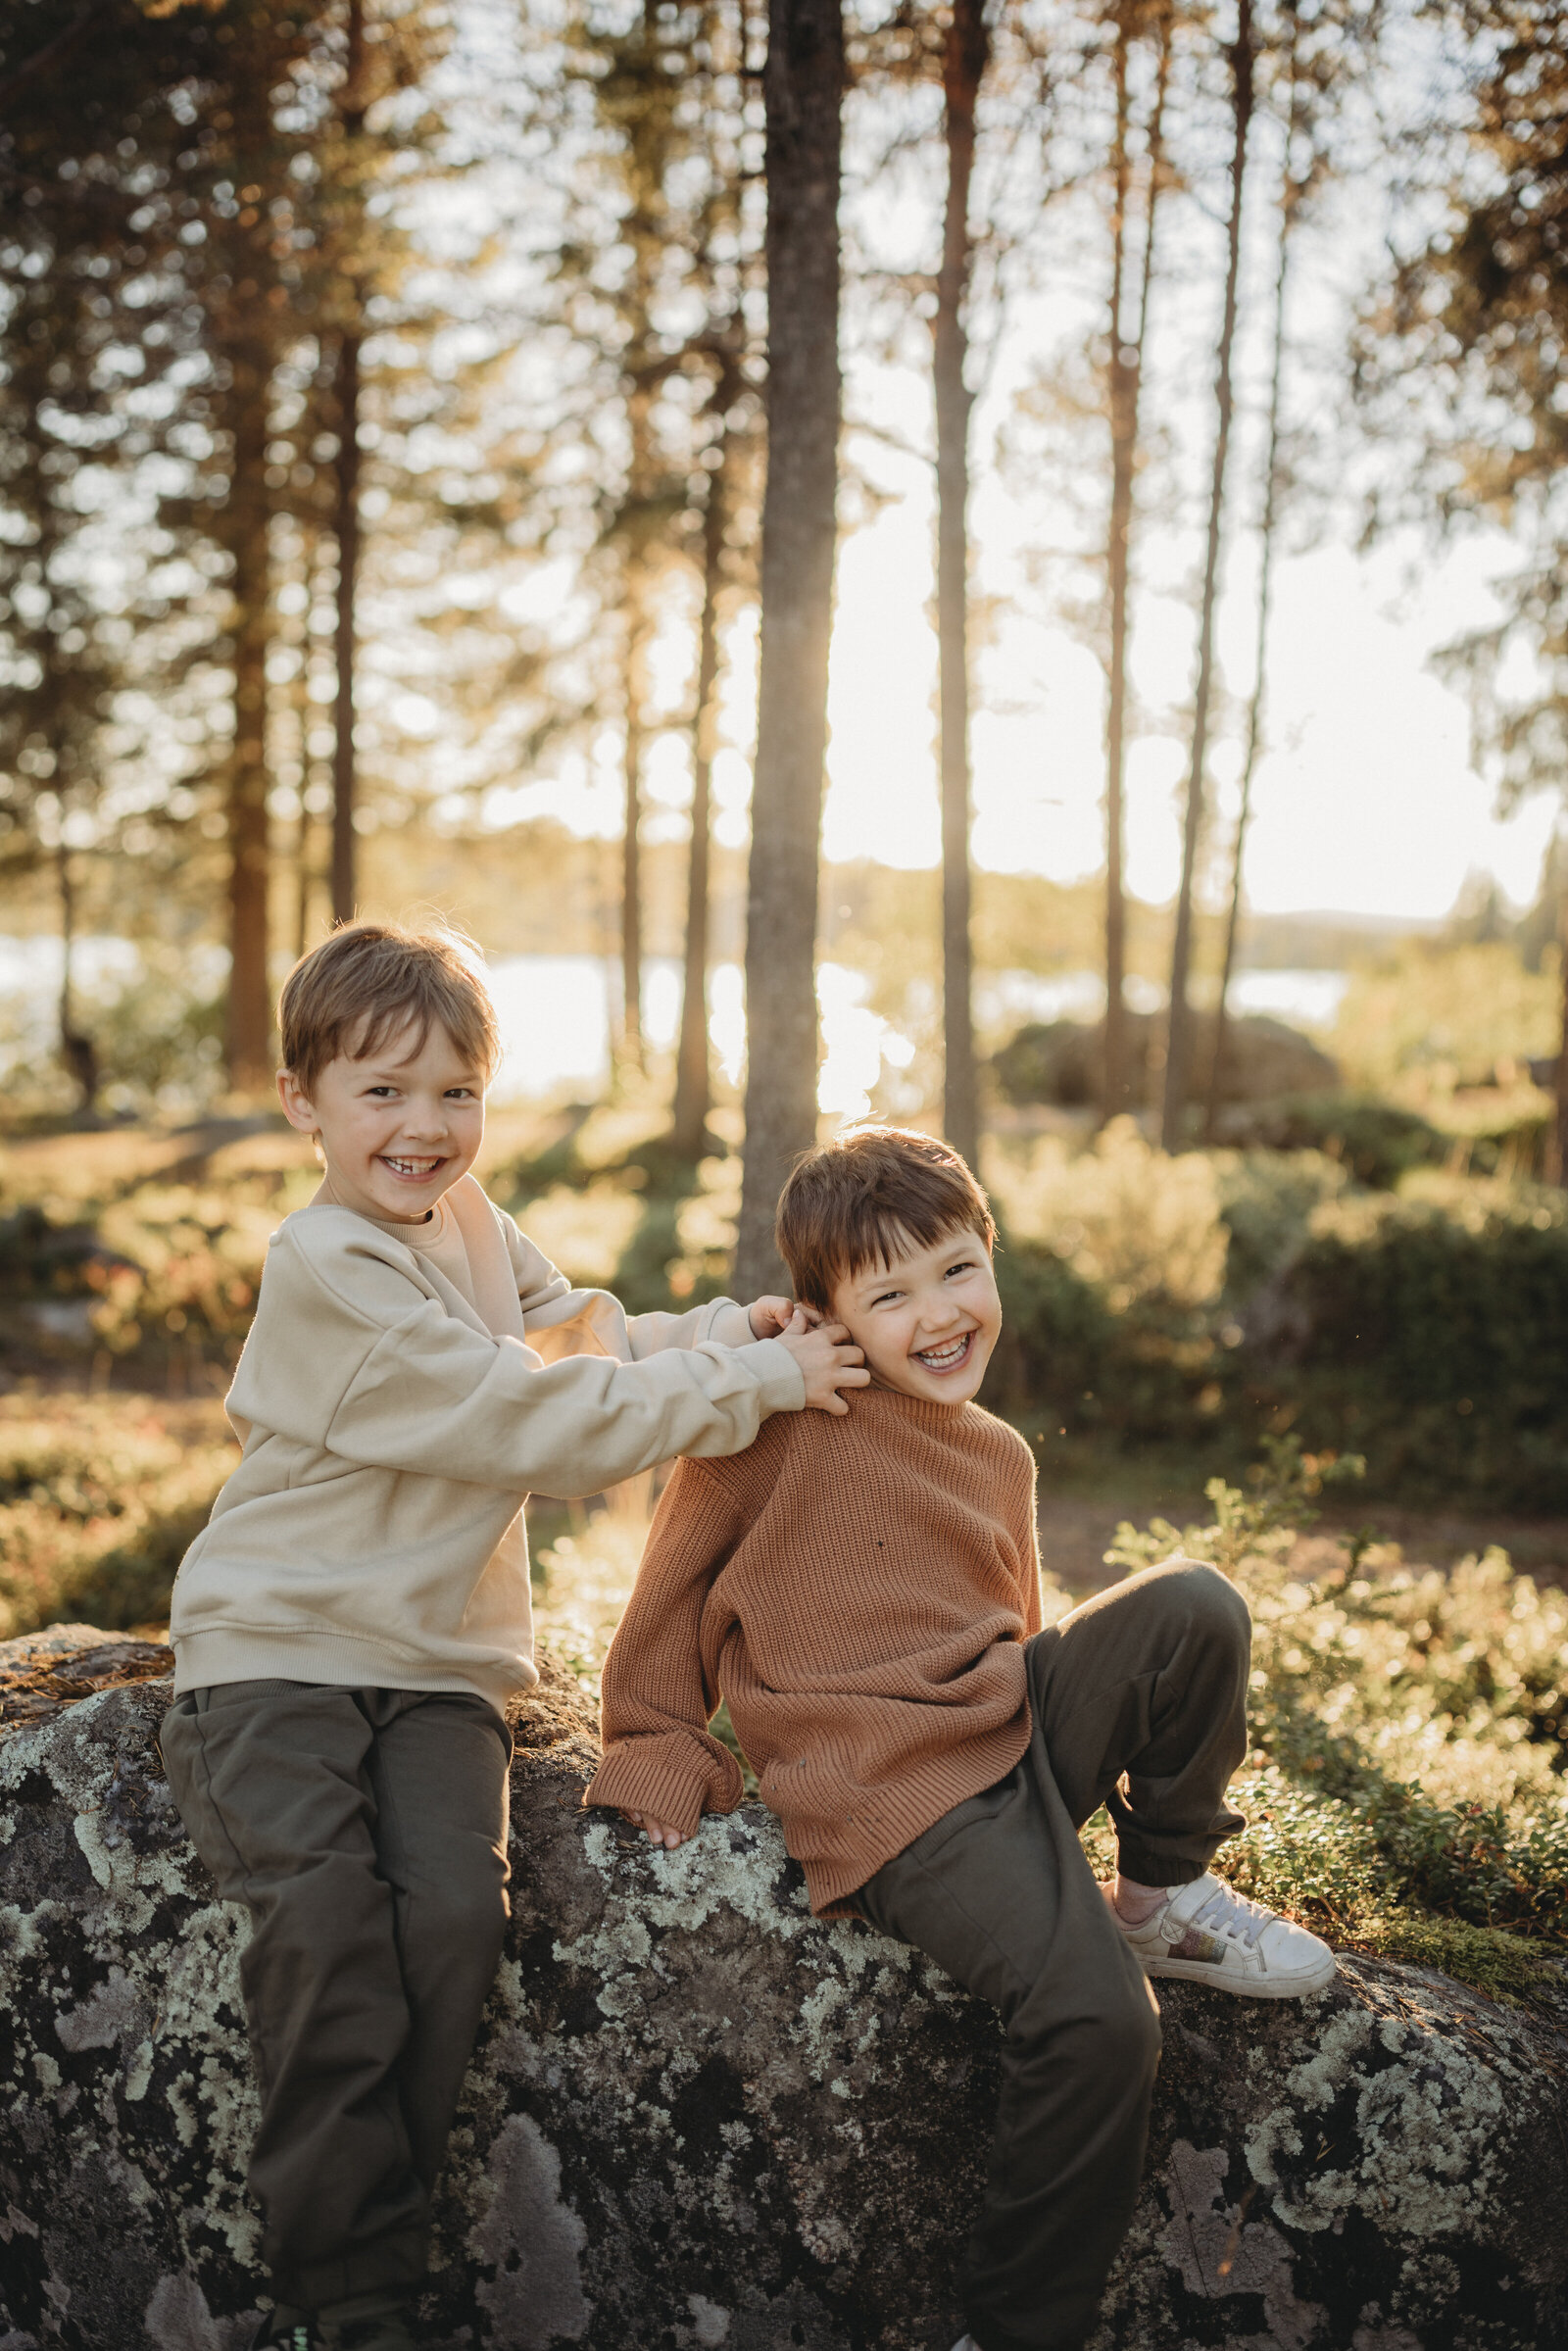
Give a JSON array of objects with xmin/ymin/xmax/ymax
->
[
  {"xmin": 855, "ymin": 1558, "xmax": 1251, "ymax": 2351},
  {"xmin": 160, "ymin": 1681, "xmax": 513, "ymax": 2309}
]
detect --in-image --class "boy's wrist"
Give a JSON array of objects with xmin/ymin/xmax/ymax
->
[{"xmin": 742, "ymin": 1334, "xmax": 808, "ymax": 1414}]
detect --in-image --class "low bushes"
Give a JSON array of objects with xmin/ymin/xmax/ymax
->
[
  {"xmin": 1207, "ymin": 1093, "xmax": 1445, "ymax": 1189},
  {"xmin": 1097, "ymin": 1445, "xmax": 1568, "ymax": 2001},
  {"xmin": 985, "ymin": 1125, "xmax": 1568, "ymax": 1506},
  {"xmin": 1262, "ymin": 1187, "xmax": 1568, "ymax": 1507}
]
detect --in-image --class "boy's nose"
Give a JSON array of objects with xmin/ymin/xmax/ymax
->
[{"xmin": 915, "ymin": 1300, "xmax": 964, "ymax": 1338}]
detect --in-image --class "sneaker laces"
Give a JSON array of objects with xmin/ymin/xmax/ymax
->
[{"xmin": 1183, "ymin": 1882, "xmax": 1272, "ymax": 1949}]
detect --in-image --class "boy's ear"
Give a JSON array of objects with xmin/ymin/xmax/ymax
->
[{"xmin": 277, "ymin": 1067, "xmax": 318, "ymax": 1136}]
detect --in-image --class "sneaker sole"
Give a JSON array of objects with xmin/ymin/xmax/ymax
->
[{"xmin": 1141, "ymin": 1952, "xmax": 1339, "ymax": 1998}]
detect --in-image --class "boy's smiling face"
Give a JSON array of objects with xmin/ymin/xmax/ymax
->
[
  {"xmin": 827, "ymin": 1225, "xmax": 1002, "ymax": 1406},
  {"xmin": 278, "ymin": 1020, "xmax": 486, "ymax": 1224}
]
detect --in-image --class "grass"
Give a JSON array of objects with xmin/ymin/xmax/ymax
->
[{"xmin": 0, "ymin": 1388, "xmax": 236, "ymax": 1639}]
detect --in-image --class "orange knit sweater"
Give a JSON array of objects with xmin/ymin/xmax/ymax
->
[{"xmin": 585, "ymin": 1389, "xmax": 1043, "ymax": 1915}]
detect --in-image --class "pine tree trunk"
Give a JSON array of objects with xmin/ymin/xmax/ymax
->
[
  {"xmin": 671, "ymin": 461, "xmax": 727, "ymax": 1161},
  {"xmin": 1102, "ymin": 6, "xmax": 1169, "ymax": 1124},
  {"xmin": 934, "ymin": 0, "xmax": 988, "ymax": 1173},
  {"xmin": 1553, "ymin": 873, "xmax": 1568, "ymax": 1186},
  {"xmin": 734, "ymin": 0, "xmax": 844, "ymax": 1297},
  {"xmin": 330, "ymin": 0, "xmax": 366, "ymax": 930},
  {"xmin": 621, "ymin": 598, "xmax": 649, "ymax": 1073},
  {"xmin": 330, "ymin": 328, "xmax": 362, "ymax": 927},
  {"xmin": 55, "ymin": 822, "xmax": 96, "ymax": 1116},
  {"xmin": 222, "ymin": 341, "xmax": 274, "ymax": 1093},
  {"xmin": 1160, "ymin": 0, "xmax": 1252, "ymax": 1151},
  {"xmin": 1205, "ymin": 117, "xmax": 1297, "ymax": 1140}
]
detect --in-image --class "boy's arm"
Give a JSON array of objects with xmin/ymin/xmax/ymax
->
[
  {"xmin": 259, "ymin": 1219, "xmax": 805, "ymax": 1497},
  {"xmin": 583, "ymin": 1458, "xmax": 748, "ymax": 1837},
  {"xmin": 501, "ymin": 1211, "xmax": 756, "ymax": 1362}
]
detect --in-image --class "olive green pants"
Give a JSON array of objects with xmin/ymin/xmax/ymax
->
[
  {"xmin": 160, "ymin": 1681, "xmax": 513, "ymax": 2309},
  {"xmin": 855, "ymin": 1559, "xmax": 1251, "ymax": 2351}
]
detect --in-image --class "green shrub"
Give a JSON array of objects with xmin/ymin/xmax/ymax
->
[
  {"xmin": 0, "ymin": 947, "xmax": 227, "ymax": 1123},
  {"xmin": 1265, "ymin": 1191, "xmax": 1568, "ymax": 1505},
  {"xmin": 1332, "ymin": 940, "xmax": 1559, "ymax": 1099},
  {"xmin": 1105, "ymin": 1443, "xmax": 1568, "ymax": 1998},
  {"xmin": 1210, "ymin": 1094, "xmax": 1444, "ymax": 1189},
  {"xmin": 1214, "ymin": 1150, "xmax": 1348, "ymax": 1300}
]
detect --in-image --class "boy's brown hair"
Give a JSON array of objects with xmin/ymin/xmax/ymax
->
[
  {"xmin": 279, "ymin": 920, "xmax": 501, "ymax": 1093},
  {"xmin": 775, "ymin": 1124, "xmax": 997, "ymax": 1311}
]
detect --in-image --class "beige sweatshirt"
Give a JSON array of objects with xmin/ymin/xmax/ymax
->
[{"xmin": 170, "ymin": 1174, "xmax": 805, "ymax": 1711}]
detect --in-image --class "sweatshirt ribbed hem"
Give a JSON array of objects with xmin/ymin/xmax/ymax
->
[
  {"xmin": 172, "ymin": 1627, "xmax": 535, "ymax": 1715},
  {"xmin": 795, "ymin": 1714, "xmax": 1034, "ymax": 1918}
]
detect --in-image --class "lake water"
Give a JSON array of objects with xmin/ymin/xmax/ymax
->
[{"xmin": 0, "ymin": 937, "xmax": 1349, "ymax": 1119}]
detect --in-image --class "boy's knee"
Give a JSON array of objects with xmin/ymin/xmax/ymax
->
[
  {"xmin": 1091, "ymin": 1970, "xmax": 1162, "ymax": 2082},
  {"xmin": 404, "ymin": 1859, "xmax": 510, "ymax": 1968},
  {"xmin": 1015, "ymin": 1960, "xmax": 1162, "ymax": 2089},
  {"xmin": 1147, "ymin": 1556, "xmax": 1250, "ymax": 1654}
]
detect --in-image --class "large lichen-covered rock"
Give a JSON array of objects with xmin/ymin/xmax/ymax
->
[{"xmin": 1, "ymin": 1624, "xmax": 1565, "ymax": 2351}]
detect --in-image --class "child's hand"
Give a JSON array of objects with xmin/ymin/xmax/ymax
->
[
  {"xmin": 622, "ymin": 1808, "xmax": 688, "ymax": 1849},
  {"xmin": 747, "ymin": 1294, "xmax": 819, "ymax": 1339},
  {"xmin": 774, "ymin": 1306, "xmax": 869, "ymax": 1415}
]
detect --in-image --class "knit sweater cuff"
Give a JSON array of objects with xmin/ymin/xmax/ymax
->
[{"xmin": 585, "ymin": 1734, "xmax": 744, "ymax": 1839}]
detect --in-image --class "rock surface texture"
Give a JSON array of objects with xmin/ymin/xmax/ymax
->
[{"xmin": 1, "ymin": 1624, "xmax": 1566, "ymax": 2351}]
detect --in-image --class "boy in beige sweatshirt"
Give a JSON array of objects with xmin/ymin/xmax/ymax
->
[
  {"xmin": 588, "ymin": 1125, "xmax": 1334, "ymax": 2351},
  {"xmin": 161, "ymin": 920, "xmax": 867, "ymax": 2351}
]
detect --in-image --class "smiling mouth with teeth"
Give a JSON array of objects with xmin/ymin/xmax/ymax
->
[
  {"xmin": 914, "ymin": 1332, "xmax": 975, "ymax": 1372},
  {"xmin": 381, "ymin": 1155, "xmax": 445, "ymax": 1177}
]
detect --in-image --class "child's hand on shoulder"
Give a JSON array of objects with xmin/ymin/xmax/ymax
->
[{"xmin": 772, "ymin": 1304, "xmax": 869, "ymax": 1415}]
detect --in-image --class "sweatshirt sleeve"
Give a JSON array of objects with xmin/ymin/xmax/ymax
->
[
  {"xmin": 500, "ymin": 1209, "xmax": 758, "ymax": 1363},
  {"xmin": 584, "ymin": 1458, "xmax": 749, "ymax": 1836},
  {"xmin": 248, "ymin": 1219, "xmax": 805, "ymax": 1499}
]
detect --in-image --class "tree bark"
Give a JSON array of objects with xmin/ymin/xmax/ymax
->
[
  {"xmin": 1160, "ymin": 0, "xmax": 1252, "ymax": 1151},
  {"xmin": 221, "ymin": 340, "xmax": 274, "ymax": 1093},
  {"xmin": 1102, "ymin": 5, "xmax": 1170, "ymax": 1124},
  {"xmin": 330, "ymin": 0, "xmax": 367, "ymax": 929},
  {"xmin": 671, "ymin": 458, "xmax": 727, "ymax": 1160},
  {"xmin": 934, "ymin": 0, "xmax": 989, "ymax": 1173},
  {"xmin": 735, "ymin": 0, "xmax": 844, "ymax": 1297},
  {"xmin": 330, "ymin": 329, "xmax": 362, "ymax": 927},
  {"xmin": 54, "ymin": 819, "xmax": 96, "ymax": 1116},
  {"xmin": 1205, "ymin": 112, "xmax": 1297, "ymax": 1140},
  {"xmin": 1553, "ymin": 867, "xmax": 1568, "ymax": 1186},
  {"xmin": 620, "ymin": 599, "xmax": 649, "ymax": 1073}
]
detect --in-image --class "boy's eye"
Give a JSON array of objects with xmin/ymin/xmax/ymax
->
[
  {"xmin": 871, "ymin": 1290, "xmax": 903, "ymax": 1307},
  {"xmin": 946, "ymin": 1257, "xmax": 977, "ymax": 1277}
]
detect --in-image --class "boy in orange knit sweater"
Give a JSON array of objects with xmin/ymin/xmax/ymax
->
[{"xmin": 586, "ymin": 1126, "xmax": 1334, "ymax": 2351}]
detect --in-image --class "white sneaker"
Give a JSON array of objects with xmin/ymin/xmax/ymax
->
[{"xmin": 1106, "ymin": 1872, "xmax": 1337, "ymax": 1998}]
